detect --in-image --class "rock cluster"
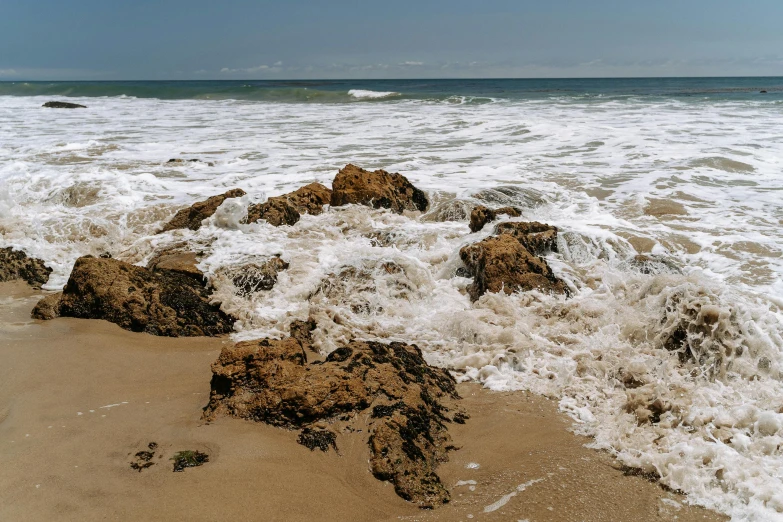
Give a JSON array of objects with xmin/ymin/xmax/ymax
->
[
  {"xmin": 204, "ymin": 322, "xmax": 464, "ymax": 507},
  {"xmin": 159, "ymin": 188, "xmax": 246, "ymax": 232},
  {"xmin": 42, "ymin": 101, "xmax": 86, "ymax": 109},
  {"xmin": 468, "ymin": 205, "xmax": 521, "ymax": 232},
  {"xmin": 331, "ymin": 164, "xmax": 428, "ymax": 213},
  {"xmin": 0, "ymin": 247, "xmax": 52, "ymax": 288},
  {"xmin": 245, "ymin": 182, "xmax": 332, "ymax": 227},
  {"xmin": 460, "ymin": 221, "xmax": 566, "ymax": 301},
  {"xmin": 32, "ymin": 256, "xmax": 234, "ymax": 336}
]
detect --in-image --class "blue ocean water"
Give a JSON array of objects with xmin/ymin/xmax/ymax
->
[{"xmin": 0, "ymin": 77, "xmax": 782, "ymax": 102}]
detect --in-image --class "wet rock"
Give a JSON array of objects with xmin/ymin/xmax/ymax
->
[
  {"xmin": 459, "ymin": 233, "xmax": 567, "ymax": 301},
  {"xmin": 628, "ymin": 254, "xmax": 681, "ymax": 275},
  {"xmin": 34, "ymin": 256, "xmax": 234, "ymax": 337},
  {"xmin": 469, "ymin": 205, "xmax": 521, "ymax": 232},
  {"xmin": 204, "ymin": 328, "xmax": 464, "ymax": 507},
  {"xmin": 289, "ymin": 318, "xmax": 317, "ymax": 350},
  {"xmin": 171, "ymin": 450, "xmax": 209, "ymax": 472},
  {"xmin": 244, "ymin": 182, "xmax": 332, "ymax": 227},
  {"xmin": 493, "ymin": 221, "xmax": 558, "ymax": 255},
  {"xmin": 421, "ymin": 198, "xmax": 474, "ymax": 223},
  {"xmin": 0, "ymin": 247, "xmax": 52, "ymax": 288},
  {"xmin": 245, "ymin": 196, "xmax": 300, "ymax": 227},
  {"xmin": 146, "ymin": 249, "xmax": 204, "ymax": 283},
  {"xmin": 130, "ymin": 442, "xmax": 159, "ymax": 472},
  {"xmin": 331, "ymin": 164, "xmax": 428, "ymax": 214},
  {"xmin": 298, "ymin": 427, "xmax": 338, "ymax": 452},
  {"xmin": 31, "ymin": 292, "xmax": 63, "ymax": 320},
  {"xmin": 166, "ymin": 158, "xmax": 214, "ymax": 167},
  {"xmin": 159, "ymin": 188, "xmax": 246, "ymax": 232},
  {"xmin": 228, "ymin": 256, "xmax": 289, "ymax": 295},
  {"xmin": 473, "ymin": 186, "xmax": 545, "ymax": 207},
  {"xmin": 42, "ymin": 101, "xmax": 86, "ymax": 109}
]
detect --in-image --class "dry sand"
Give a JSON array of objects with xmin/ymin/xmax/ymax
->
[{"xmin": 0, "ymin": 281, "xmax": 726, "ymax": 521}]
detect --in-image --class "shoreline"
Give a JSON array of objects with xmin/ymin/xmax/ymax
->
[{"xmin": 0, "ymin": 281, "xmax": 725, "ymax": 521}]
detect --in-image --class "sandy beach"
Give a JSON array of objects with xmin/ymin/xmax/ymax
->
[{"xmin": 0, "ymin": 281, "xmax": 725, "ymax": 521}]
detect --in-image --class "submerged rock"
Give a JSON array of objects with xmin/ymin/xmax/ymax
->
[
  {"xmin": 204, "ymin": 325, "xmax": 464, "ymax": 507},
  {"xmin": 493, "ymin": 220, "xmax": 558, "ymax": 255},
  {"xmin": 166, "ymin": 158, "xmax": 214, "ymax": 167},
  {"xmin": 469, "ymin": 205, "xmax": 521, "ymax": 232},
  {"xmin": 0, "ymin": 247, "xmax": 52, "ymax": 288},
  {"xmin": 159, "ymin": 188, "xmax": 246, "ymax": 232},
  {"xmin": 459, "ymin": 226, "xmax": 567, "ymax": 301},
  {"xmin": 42, "ymin": 101, "xmax": 86, "ymax": 109},
  {"xmin": 245, "ymin": 182, "xmax": 332, "ymax": 227},
  {"xmin": 627, "ymin": 254, "xmax": 681, "ymax": 275},
  {"xmin": 330, "ymin": 164, "xmax": 428, "ymax": 214},
  {"xmin": 228, "ymin": 256, "xmax": 289, "ymax": 295},
  {"xmin": 33, "ymin": 256, "xmax": 234, "ymax": 337}
]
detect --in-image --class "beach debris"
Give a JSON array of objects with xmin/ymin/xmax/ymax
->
[
  {"xmin": 130, "ymin": 442, "xmax": 159, "ymax": 472},
  {"xmin": 0, "ymin": 247, "xmax": 52, "ymax": 288},
  {"xmin": 171, "ymin": 450, "xmax": 209, "ymax": 472},
  {"xmin": 204, "ymin": 322, "xmax": 465, "ymax": 508},
  {"xmin": 297, "ymin": 427, "xmax": 338, "ymax": 452},
  {"xmin": 245, "ymin": 182, "xmax": 332, "ymax": 227},
  {"xmin": 459, "ymin": 224, "xmax": 567, "ymax": 301},
  {"xmin": 469, "ymin": 205, "xmax": 521, "ymax": 232},
  {"xmin": 42, "ymin": 101, "xmax": 86, "ymax": 109},
  {"xmin": 32, "ymin": 256, "xmax": 234, "ymax": 337},
  {"xmin": 330, "ymin": 164, "xmax": 428, "ymax": 214},
  {"xmin": 159, "ymin": 188, "xmax": 246, "ymax": 232}
]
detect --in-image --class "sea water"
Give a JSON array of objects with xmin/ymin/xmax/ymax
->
[{"xmin": 1, "ymin": 78, "xmax": 783, "ymax": 520}]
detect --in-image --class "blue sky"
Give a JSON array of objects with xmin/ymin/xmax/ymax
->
[{"xmin": 1, "ymin": 0, "xmax": 782, "ymax": 80}]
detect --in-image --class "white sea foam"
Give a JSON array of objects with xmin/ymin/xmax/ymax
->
[
  {"xmin": 2, "ymin": 94, "xmax": 783, "ymax": 520},
  {"xmin": 347, "ymin": 89, "xmax": 400, "ymax": 99}
]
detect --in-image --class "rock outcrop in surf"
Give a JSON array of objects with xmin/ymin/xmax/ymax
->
[
  {"xmin": 32, "ymin": 256, "xmax": 234, "ymax": 336},
  {"xmin": 330, "ymin": 164, "xmax": 428, "ymax": 213},
  {"xmin": 469, "ymin": 205, "xmax": 521, "ymax": 232},
  {"xmin": 204, "ymin": 321, "xmax": 464, "ymax": 508},
  {"xmin": 0, "ymin": 247, "xmax": 52, "ymax": 288},
  {"xmin": 159, "ymin": 188, "xmax": 246, "ymax": 232},
  {"xmin": 42, "ymin": 101, "xmax": 86, "ymax": 109},
  {"xmin": 459, "ymin": 221, "xmax": 566, "ymax": 301},
  {"xmin": 245, "ymin": 182, "xmax": 332, "ymax": 227}
]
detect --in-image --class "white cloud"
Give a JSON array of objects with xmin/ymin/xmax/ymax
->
[
  {"xmin": 0, "ymin": 68, "xmax": 18, "ymax": 77},
  {"xmin": 221, "ymin": 64, "xmax": 270, "ymax": 74},
  {"xmin": 398, "ymin": 61, "xmax": 424, "ymax": 66}
]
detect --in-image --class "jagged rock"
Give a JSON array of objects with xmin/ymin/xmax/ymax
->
[
  {"xmin": 493, "ymin": 221, "xmax": 558, "ymax": 255},
  {"xmin": 31, "ymin": 292, "xmax": 63, "ymax": 320},
  {"xmin": 459, "ymin": 233, "xmax": 567, "ymax": 301},
  {"xmin": 228, "ymin": 256, "xmax": 289, "ymax": 295},
  {"xmin": 33, "ymin": 256, "xmax": 234, "ymax": 336},
  {"xmin": 0, "ymin": 247, "xmax": 52, "ymax": 288},
  {"xmin": 204, "ymin": 326, "xmax": 464, "ymax": 507},
  {"xmin": 146, "ymin": 249, "xmax": 204, "ymax": 283},
  {"xmin": 628, "ymin": 254, "xmax": 681, "ymax": 275},
  {"xmin": 245, "ymin": 196, "xmax": 300, "ymax": 227},
  {"xmin": 166, "ymin": 158, "xmax": 214, "ymax": 167},
  {"xmin": 42, "ymin": 101, "xmax": 86, "ymax": 109},
  {"xmin": 469, "ymin": 205, "xmax": 521, "ymax": 232},
  {"xmin": 330, "ymin": 164, "xmax": 428, "ymax": 214},
  {"xmin": 245, "ymin": 182, "xmax": 332, "ymax": 227},
  {"xmin": 159, "ymin": 189, "xmax": 246, "ymax": 232}
]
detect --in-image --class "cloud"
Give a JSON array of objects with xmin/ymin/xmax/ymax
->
[
  {"xmin": 0, "ymin": 69, "xmax": 18, "ymax": 77},
  {"xmin": 398, "ymin": 61, "xmax": 424, "ymax": 66},
  {"xmin": 221, "ymin": 64, "xmax": 272, "ymax": 74}
]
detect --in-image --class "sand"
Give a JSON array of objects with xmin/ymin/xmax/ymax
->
[{"xmin": 0, "ymin": 281, "xmax": 726, "ymax": 521}]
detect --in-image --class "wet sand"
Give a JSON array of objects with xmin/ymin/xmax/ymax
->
[{"xmin": 0, "ymin": 281, "xmax": 725, "ymax": 521}]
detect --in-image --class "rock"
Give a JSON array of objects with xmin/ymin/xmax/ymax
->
[
  {"xmin": 468, "ymin": 205, "xmax": 521, "ymax": 232},
  {"xmin": 147, "ymin": 250, "xmax": 204, "ymax": 283},
  {"xmin": 167, "ymin": 158, "xmax": 214, "ymax": 167},
  {"xmin": 34, "ymin": 256, "xmax": 234, "ymax": 337},
  {"xmin": 245, "ymin": 196, "xmax": 300, "ymax": 227},
  {"xmin": 159, "ymin": 188, "xmax": 246, "ymax": 232},
  {"xmin": 628, "ymin": 254, "xmax": 681, "ymax": 275},
  {"xmin": 244, "ymin": 182, "xmax": 332, "ymax": 227},
  {"xmin": 204, "ymin": 326, "xmax": 464, "ymax": 507},
  {"xmin": 228, "ymin": 256, "xmax": 289, "ymax": 295},
  {"xmin": 42, "ymin": 101, "xmax": 86, "ymax": 109},
  {"xmin": 459, "ymin": 233, "xmax": 567, "ymax": 301},
  {"xmin": 31, "ymin": 292, "xmax": 63, "ymax": 320},
  {"xmin": 330, "ymin": 164, "xmax": 428, "ymax": 214},
  {"xmin": 0, "ymin": 247, "xmax": 52, "ymax": 288},
  {"xmin": 493, "ymin": 221, "xmax": 558, "ymax": 255}
]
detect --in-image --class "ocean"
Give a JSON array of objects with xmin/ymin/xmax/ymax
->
[{"xmin": 2, "ymin": 77, "xmax": 783, "ymax": 520}]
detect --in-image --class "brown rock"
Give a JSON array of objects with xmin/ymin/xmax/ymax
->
[
  {"xmin": 244, "ymin": 182, "xmax": 332, "ymax": 227},
  {"xmin": 330, "ymin": 164, "xmax": 428, "ymax": 213},
  {"xmin": 34, "ymin": 256, "xmax": 234, "ymax": 336},
  {"xmin": 31, "ymin": 292, "xmax": 63, "ymax": 320},
  {"xmin": 284, "ymin": 182, "xmax": 332, "ymax": 215},
  {"xmin": 493, "ymin": 220, "xmax": 558, "ymax": 255},
  {"xmin": 146, "ymin": 249, "xmax": 204, "ymax": 283},
  {"xmin": 0, "ymin": 247, "xmax": 52, "ymax": 288},
  {"xmin": 159, "ymin": 189, "xmax": 246, "ymax": 232},
  {"xmin": 228, "ymin": 256, "xmax": 289, "ymax": 295},
  {"xmin": 628, "ymin": 254, "xmax": 681, "ymax": 275},
  {"xmin": 468, "ymin": 205, "xmax": 521, "ymax": 232},
  {"xmin": 459, "ymin": 234, "xmax": 567, "ymax": 301},
  {"xmin": 204, "ymin": 329, "xmax": 464, "ymax": 507},
  {"xmin": 42, "ymin": 101, "xmax": 86, "ymax": 109}
]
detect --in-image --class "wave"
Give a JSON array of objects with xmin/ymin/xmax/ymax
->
[{"xmin": 348, "ymin": 89, "xmax": 400, "ymax": 99}]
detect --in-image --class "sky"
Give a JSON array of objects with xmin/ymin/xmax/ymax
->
[{"xmin": 1, "ymin": 0, "xmax": 782, "ymax": 80}]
